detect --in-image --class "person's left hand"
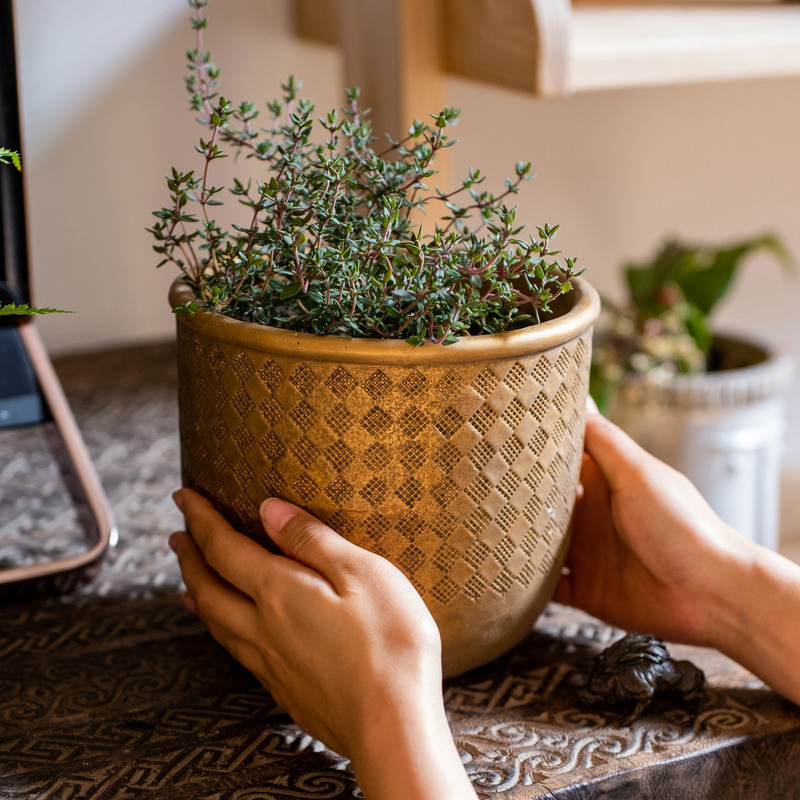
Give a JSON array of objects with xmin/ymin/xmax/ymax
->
[{"xmin": 169, "ymin": 489, "xmax": 477, "ymax": 799}]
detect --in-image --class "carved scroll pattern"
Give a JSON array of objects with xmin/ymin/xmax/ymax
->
[{"xmin": 443, "ymin": 608, "xmax": 789, "ymax": 797}]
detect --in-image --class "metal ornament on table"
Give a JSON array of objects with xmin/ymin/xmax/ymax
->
[{"xmin": 572, "ymin": 632, "xmax": 706, "ymax": 725}]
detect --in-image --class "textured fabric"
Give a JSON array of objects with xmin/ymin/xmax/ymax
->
[{"xmin": 0, "ymin": 342, "xmax": 797, "ymax": 799}]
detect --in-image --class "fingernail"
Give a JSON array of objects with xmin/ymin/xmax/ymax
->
[
  {"xmin": 172, "ymin": 490, "xmax": 185, "ymax": 512},
  {"xmin": 586, "ymin": 395, "xmax": 600, "ymax": 415},
  {"xmin": 260, "ymin": 497, "xmax": 298, "ymax": 532},
  {"xmin": 168, "ymin": 532, "xmax": 180, "ymax": 553}
]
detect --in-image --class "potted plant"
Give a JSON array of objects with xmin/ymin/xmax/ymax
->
[
  {"xmin": 150, "ymin": 0, "xmax": 599, "ymax": 676},
  {"xmin": 591, "ymin": 236, "xmax": 794, "ymax": 550}
]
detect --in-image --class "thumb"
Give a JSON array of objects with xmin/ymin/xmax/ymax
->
[
  {"xmin": 583, "ymin": 413, "xmax": 660, "ymax": 493},
  {"xmin": 260, "ymin": 498, "xmax": 366, "ymax": 579}
]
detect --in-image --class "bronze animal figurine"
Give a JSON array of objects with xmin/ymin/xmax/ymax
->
[{"xmin": 572, "ymin": 633, "xmax": 705, "ymax": 725}]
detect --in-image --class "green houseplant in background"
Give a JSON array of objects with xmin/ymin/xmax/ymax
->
[
  {"xmin": 590, "ymin": 234, "xmax": 793, "ymax": 408},
  {"xmin": 150, "ymin": 0, "xmax": 600, "ymax": 676},
  {"xmin": 592, "ymin": 235, "xmax": 794, "ymax": 551}
]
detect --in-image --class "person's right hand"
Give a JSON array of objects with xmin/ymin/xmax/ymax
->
[
  {"xmin": 555, "ymin": 408, "xmax": 800, "ymax": 706},
  {"xmin": 554, "ymin": 408, "xmax": 744, "ymax": 646}
]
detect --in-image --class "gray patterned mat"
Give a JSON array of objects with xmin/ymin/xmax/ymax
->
[{"xmin": 0, "ymin": 341, "xmax": 183, "ymax": 596}]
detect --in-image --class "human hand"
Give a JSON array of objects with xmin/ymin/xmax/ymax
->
[
  {"xmin": 555, "ymin": 408, "xmax": 800, "ymax": 706},
  {"xmin": 170, "ymin": 489, "xmax": 477, "ymax": 800},
  {"xmin": 554, "ymin": 407, "xmax": 747, "ymax": 647}
]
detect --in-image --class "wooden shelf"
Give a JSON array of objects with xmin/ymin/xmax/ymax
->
[
  {"xmin": 570, "ymin": 3, "xmax": 800, "ymax": 92},
  {"xmin": 293, "ymin": 1, "xmax": 800, "ymax": 110}
]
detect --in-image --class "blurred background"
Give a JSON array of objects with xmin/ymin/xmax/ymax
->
[{"xmin": 13, "ymin": 0, "xmax": 800, "ymax": 468}]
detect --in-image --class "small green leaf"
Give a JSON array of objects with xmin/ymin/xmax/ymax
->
[
  {"xmin": 0, "ymin": 147, "xmax": 21, "ymax": 171},
  {"xmin": 279, "ymin": 282, "xmax": 303, "ymax": 300},
  {"xmin": 0, "ymin": 303, "xmax": 72, "ymax": 316}
]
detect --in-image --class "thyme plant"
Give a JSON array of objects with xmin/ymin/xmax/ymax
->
[{"xmin": 150, "ymin": 0, "xmax": 582, "ymax": 345}]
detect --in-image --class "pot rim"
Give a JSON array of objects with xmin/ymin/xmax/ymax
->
[
  {"xmin": 169, "ymin": 276, "xmax": 600, "ymax": 365},
  {"xmin": 616, "ymin": 332, "xmax": 793, "ymax": 409}
]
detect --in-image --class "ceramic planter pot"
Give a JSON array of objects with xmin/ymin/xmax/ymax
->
[
  {"xmin": 609, "ymin": 334, "xmax": 792, "ymax": 550},
  {"xmin": 171, "ymin": 277, "xmax": 600, "ymax": 676}
]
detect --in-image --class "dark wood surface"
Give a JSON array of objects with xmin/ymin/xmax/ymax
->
[
  {"xmin": 2, "ymin": 594, "xmax": 799, "ymax": 799},
  {"xmin": 1, "ymin": 342, "xmax": 798, "ymax": 799}
]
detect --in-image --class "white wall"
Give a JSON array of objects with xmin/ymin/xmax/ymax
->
[{"xmin": 14, "ymin": 0, "xmax": 800, "ymax": 464}]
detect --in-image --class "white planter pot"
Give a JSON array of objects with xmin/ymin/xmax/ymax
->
[{"xmin": 609, "ymin": 335, "xmax": 793, "ymax": 550}]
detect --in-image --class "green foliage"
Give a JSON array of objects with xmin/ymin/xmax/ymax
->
[
  {"xmin": 591, "ymin": 234, "xmax": 794, "ymax": 410},
  {"xmin": 0, "ymin": 303, "xmax": 72, "ymax": 317},
  {"xmin": 149, "ymin": 0, "xmax": 582, "ymax": 344},
  {"xmin": 0, "ymin": 148, "xmax": 70, "ymax": 317},
  {"xmin": 0, "ymin": 147, "xmax": 21, "ymax": 171}
]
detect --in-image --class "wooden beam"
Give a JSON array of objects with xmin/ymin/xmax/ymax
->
[
  {"xmin": 336, "ymin": 0, "xmax": 448, "ymax": 144},
  {"xmin": 293, "ymin": 0, "xmax": 339, "ymax": 45}
]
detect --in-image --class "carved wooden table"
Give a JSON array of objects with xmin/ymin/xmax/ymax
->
[
  {"xmin": 2, "ymin": 596, "xmax": 799, "ymax": 799},
  {"xmin": 1, "ymin": 343, "xmax": 799, "ymax": 799}
]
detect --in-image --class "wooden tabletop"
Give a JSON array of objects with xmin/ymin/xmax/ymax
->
[
  {"xmin": 1, "ymin": 341, "xmax": 798, "ymax": 799},
  {"xmin": 1, "ymin": 594, "xmax": 798, "ymax": 799}
]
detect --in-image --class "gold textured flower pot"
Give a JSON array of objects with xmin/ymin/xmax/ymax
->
[{"xmin": 171, "ymin": 277, "xmax": 600, "ymax": 677}]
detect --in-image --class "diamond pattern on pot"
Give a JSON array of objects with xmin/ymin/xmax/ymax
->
[
  {"xmin": 324, "ymin": 365, "xmax": 357, "ymax": 397},
  {"xmin": 436, "ymin": 369, "xmax": 464, "ymax": 399},
  {"xmin": 504, "ymin": 361, "xmax": 527, "ymax": 392},
  {"xmin": 497, "ymin": 470, "xmax": 521, "ymax": 501},
  {"xmin": 399, "ymin": 440, "xmax": 427, "ymax": 473},
  {"xmin": 401, "ymin": 369, "xmax": 429, "ymax": 398},
  {"xmin": 289, "ymin": 363, "xmax": 317, "ymax": 396},
  {"xmin": 259, "ymin": 432, "xmax": 286, "ymax": 462},
  {"xmin": 433, "ymin": 542, "xmax": 459, "ymax": 572},
  {"xmin": 257, "ymin": 359, "xmax": 284, "ymax": 391},
  {"xmin": 360, "ymin": 477, "xmax": 388, "ymax": 506},
  {"xmin": 324, "ymin": 403, "xmax": 354, "ymax": 433},
  {"xmin": 290, "ymin": 435, "xmax": 318, "ymax": 469},
  {"xmin": 431, "ymin": 576, "xmax": 459, "ymax": 604},
  {"xmin": 435, "ymin": 441, "xmax": 462, "ymax": 472},
  {"xmin": 231, "ymin": 388, "xmax": 255, "ymax": 420},
  {"xmin": 323, "ymin": 440, "xmax": 353, "ymax": 473},
  {"xmin": 292, "ymin": 473, "xmax": 319, "ymax": 505},
  {"xmin": 500, "ymin": 436, "xmax": 524, "ymax": 467},
  {"xmin": 468, "ymin": 440, "xmax": 495, "ymax": 471},
  {"xmin": 209, "ymin": 345, "xmax": 228, "ymax": 378},
  {"xmin": 399, "ymin": 407, "xmax": 429, "ymax": 439},
  {"xmin": 396, "ymin": 478, "xmax": 424, "ymax": 509},
  {"xmin": 469, "ymin": 403, "xmax": 497, "ymax": 436},
  {"xmin": 396, "ymin": 512, "xmax": 425, "ymax": 542},
  {"xmin": 176, "ymin": 320, "xmax": 591, "ymax": 611},
  {"xmin": 472, "ymin": 366, "xmax": 500, "ymax": 399},
  {"xmin": 362, "ymin": 369, "xmax": 393, "ymax": 400},
  {"xmin": 288, "ymin": 400, "xmax": 316, "ymax": 433},
  {"xmin": 233, "ymin": 351, "xmax": 256, "ymax": 383},
  {"xmin": 231, "ymin": 425, "xmax": 255, "ymax": 455},
  {"xmin": 361, "ymin": 406, "xmax": 392, "ymax": 437},
  {"xmin": 324, "ymin": 476, "xmax": 355, "ymax": 505},
  {"xmin": 362, "ymin": 442, "xmax": 391, "ymax": 472}
]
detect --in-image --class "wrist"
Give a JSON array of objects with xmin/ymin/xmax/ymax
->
[
  {"xmin": 698, "ymin": 528, "xmax": 756, "ymax": 654},
  {"xmin": 704, "ymin": 536, "xmax": 800, "ymax": 705},
  {"xmin": 349, "ymin": 687, "xmax": 476, "ymax": 800}
]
